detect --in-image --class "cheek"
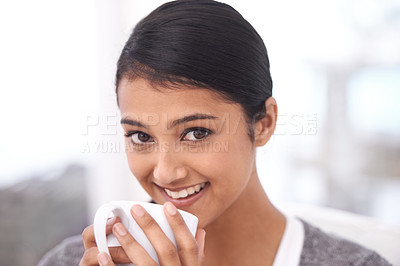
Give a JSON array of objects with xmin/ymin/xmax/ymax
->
[
  {"xmin": 191, "ymin": 142, "xmax": 254, "ymax": 224},
  {"xmin": 193, "ymin": 140, "xmax": 254, "ymax": 186},
  {"xmin": 210, "ymin": 139, "xmax": 254, "ymax": 203},
  {"xmin": 125, "ymin": 152, "xmax": 153, "ymax": 184}
]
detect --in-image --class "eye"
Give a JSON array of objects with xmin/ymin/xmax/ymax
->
[
  {"xmin": 124, "ymin": 131, "xmax": 154, "ymax": 144},
  {"xmin": 181, "ymin": 127, "xmax": 212, "ymax": 141}
]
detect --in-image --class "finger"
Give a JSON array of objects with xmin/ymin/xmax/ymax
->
[
  {"xmin": 131, "ymin": 204, "xmax": 181, "ymax": 265},
  {"xmin": 79, "ymin": 246, "xmax": 132, "ymax": 265},
  {"xmin": 97, "ymin": 252, "xmax": 115, "ymax": 266},
  {"xmin": 79, "ymin": 247, "xmax": 100, "ymax": 266},
  {"xmin": 109, "ymin": 247, "xmax": 131, "ymax": 264},
  {"xmin": 163, "ymin": 202, "xmax": 199, "ymax": 265},
  {"xmin": 82, "ymin": 225, "xmax": 95, "ymax": 250},
  {"xmin": 195, "ymin": 229, "xmax": 206, "ymax": 265},
  {"xmin": 82, "ymin": 217, "xmax": 121, "ymax": 249},
  {"xmin": 112, "ymin": 222, "xmax": 157, "ymax": 266}
]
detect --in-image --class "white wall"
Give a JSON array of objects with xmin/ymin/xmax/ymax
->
[{"xmin": 0, "ymin": 0, "xmax": 97, "ymax": 184}]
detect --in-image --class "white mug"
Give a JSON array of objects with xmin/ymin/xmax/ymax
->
[{"xmin": 93, "ymin": 201, "xmax": 198, "ymax": 265}]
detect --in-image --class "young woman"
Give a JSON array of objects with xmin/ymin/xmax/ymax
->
[{"xmin": 40, "ymin": 1, "xmax": 391, "ymax": 265}]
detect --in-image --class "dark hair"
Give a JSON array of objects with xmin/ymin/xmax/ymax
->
[{"xmin": 116, "ymin": 0, "xmax": 273, "ymax": 142}]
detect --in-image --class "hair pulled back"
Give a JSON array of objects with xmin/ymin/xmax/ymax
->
[{"xmin": 116, "ymin": 0, "xmax": 273, "ymax": 141}]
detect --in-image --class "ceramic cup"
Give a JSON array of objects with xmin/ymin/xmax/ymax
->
[{"xmin": 93, "ymin": 201, "xmax": 198, "ymax": 265}]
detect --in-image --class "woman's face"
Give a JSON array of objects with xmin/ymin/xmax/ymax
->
[{"xmin": 118, "ymin": 78, "xmax": 257, "ymax": 228}]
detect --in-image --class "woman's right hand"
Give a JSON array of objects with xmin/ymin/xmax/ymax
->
[{"xmin": 79, "ymin": 217, "xmax": 131, "ymax": 265}]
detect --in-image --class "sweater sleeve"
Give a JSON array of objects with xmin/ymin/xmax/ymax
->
[
  {"xmin": 38, "ymin": 235, "xmax": 85, "ymax": 266},
  {"xmin": 299, "ymin": 219, "xmax": 393, "ymax": 266}
]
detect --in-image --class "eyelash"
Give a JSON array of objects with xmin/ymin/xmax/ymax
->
[{"xmin": 124, "ymin": 127, "xmax": 213, "ymax": 146}]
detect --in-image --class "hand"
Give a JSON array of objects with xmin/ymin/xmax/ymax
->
[
  {"xmin": 80, "ymin": 202, "xmax": 206, "ymax": 266},
  {"xmin": 80, "ymin": 216, "xmax": 132, "ymax": 265}
]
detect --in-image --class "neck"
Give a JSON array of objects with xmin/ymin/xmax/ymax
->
[{"xmin": 203, "ymin": 170, "xmax": 286, "ymax": 266}]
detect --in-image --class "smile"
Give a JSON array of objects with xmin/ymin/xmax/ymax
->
[
  {"xmin": 158, "ymin": 182, "xmax": 209, "ymax": 207},
  {"xmin": 164, "ymin": 182, "xmax": 206, "ymax": 199}
]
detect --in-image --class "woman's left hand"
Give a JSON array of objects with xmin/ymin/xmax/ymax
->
[{"xmin": 96, "ymin": 201, "xmax": 206, "ymax": 266}]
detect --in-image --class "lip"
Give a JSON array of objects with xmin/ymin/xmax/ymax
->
[{"xmin": 158, "ymin": 182, "xmax": 209, "ymax": 207}]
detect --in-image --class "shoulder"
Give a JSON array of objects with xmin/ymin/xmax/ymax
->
[
  {"xmin": 38, "ymin": 234, "xmax": 85, "ymax": 266},
  {"xmin": 299, "ymin": 219, "xmax": 392, "ymax": 266}
]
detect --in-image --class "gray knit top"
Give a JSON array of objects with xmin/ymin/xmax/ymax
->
[{"xmin": 38, "ymin": 220, "xmax": 392, "ymax": 266}]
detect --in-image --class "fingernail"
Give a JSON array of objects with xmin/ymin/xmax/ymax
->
[
  {"xmin": 114, "ymin": 223, "xmax": 127, "ymax": 236},
  {"xmin": 106, "ymin": 216, "xmax": 116, "ymax": 226},
  {"xmin": 132, "ymin": 204, "xmax": 145, "ymax": 217},
  {"xmin": 97, "ymin": 252, "xmax": 109, "ymax": 265},
  {"xmin": 165, "ymin": 201, "xmax": 177, "ymax": 215}
]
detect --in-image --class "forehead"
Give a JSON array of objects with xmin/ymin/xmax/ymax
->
[{"xmin": 117, "ymin": 78, "xmax": 243, "ymax": 119}]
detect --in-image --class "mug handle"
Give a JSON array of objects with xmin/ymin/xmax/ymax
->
[{"xmin": 93, "ymin": 203, "xmax": 131, "ymax": 256}]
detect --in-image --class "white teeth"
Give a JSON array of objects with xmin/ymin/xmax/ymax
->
[
  {"xmin": 179, "ymin": 190, "xmax": 188, "ymax": 198},
  {"xmin": 187, "ymin": 187, "xmax": 195, "ymax": 194},
  {"xmin": 164, "ymin": 182, "xmax": 206, "ymax": 199}
]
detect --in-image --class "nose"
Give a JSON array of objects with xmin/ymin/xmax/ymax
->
[{"xmin": 153, "ymin": 147, "xmax": 188, "ymax": 184}]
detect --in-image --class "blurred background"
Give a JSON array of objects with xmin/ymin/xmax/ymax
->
[{"xmin": 0, "ymin": 0, "xmax": 399, "ymax": 265}]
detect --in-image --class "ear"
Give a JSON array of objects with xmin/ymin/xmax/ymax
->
[{"xmin": 254, "ymin": 97, "xmax": 277, "ymax": 147}]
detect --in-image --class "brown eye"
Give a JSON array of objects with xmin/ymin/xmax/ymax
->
[
  {"xmin": 126, "ymin": 131, "xmax": 154, "ymax": 144},
  {"xmin": 137, "ymin": 132, "xmax": 150, "ymax": 142},
  {"xmin": 193, "ymin": 129, "xmax": 207, "ymax": 139},
  {"xmin": 182, "ymin": 128, "xmax": 212, "ymax": 141}
]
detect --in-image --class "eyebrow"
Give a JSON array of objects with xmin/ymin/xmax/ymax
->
[
  {"xmin": 120, "ymin": 118, "xmax": 147, "ymax": 129},
  {"xmin": 120, "ymin": 113, "xmax": 217, "ymax": 130}
]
